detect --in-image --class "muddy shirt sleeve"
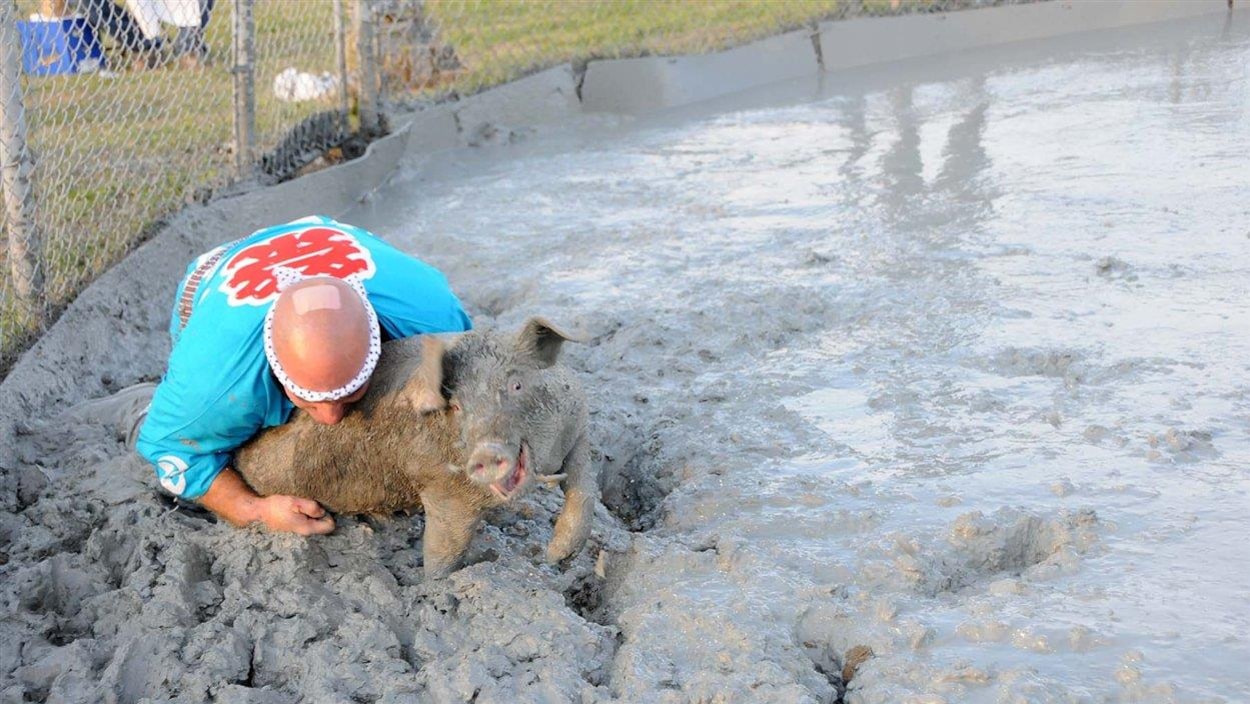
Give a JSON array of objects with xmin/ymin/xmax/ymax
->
[{"xmin": 135, "ymin": 345, "xmax": 267, "ymax": 500}]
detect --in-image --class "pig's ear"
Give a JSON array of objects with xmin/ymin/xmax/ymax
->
[
  {"xmin": 407, "ymin": 334, "xmax": 452, "ymax": 414},
  {"xmin": 516, "ymin": 317, "xmax": 578, "ymax": 369}
]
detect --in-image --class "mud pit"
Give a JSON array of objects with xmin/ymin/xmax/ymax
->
[{"xmin": 4, "ymin": 10, "xmax": 1250, "ymax": 703}]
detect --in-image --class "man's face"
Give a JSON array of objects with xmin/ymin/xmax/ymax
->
[{"xmin": 285, "ymin": 381, "xmax": 370, "ymax": 425}]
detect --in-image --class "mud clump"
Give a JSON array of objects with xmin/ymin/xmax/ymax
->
[
  {"xmin": 841, "ymin": 645, "xmax": 874, "ymax": 686},
  {"xmin": 895, "ymin": 508, "xmax": 1101, "ymax": 596},
  {"xmin": 1095, "ymin": 256, "xmax": 1138, "ymax": 281},
  {"xmin": 984, "ymin": 347, "xmax": 1085, "ymax": 382},
  {"xmin": 1145, "ymin": 427, "xmax": 1217, "ymax": 464}
]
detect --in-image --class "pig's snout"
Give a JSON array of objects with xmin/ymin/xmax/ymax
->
[
  {"xmin": 468, "ymin": 442, "xmax": 513, "ymax": 480},
  {"xmin": 467, "ymin": 441, "xmax": 530, "ymax": 500}
]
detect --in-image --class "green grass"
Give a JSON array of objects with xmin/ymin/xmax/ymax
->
[
  {"xmin": 421, "ymin": 0, "xmax": 842, "ymax": 93},
  {"xmin": 2, "ymin": 0, "xmax": 967, "ymax": 373}
]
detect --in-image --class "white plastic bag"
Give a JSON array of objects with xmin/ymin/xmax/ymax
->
[{"xmin": 272, "ymin": 67, "xmax": 339, "ymax": 103}]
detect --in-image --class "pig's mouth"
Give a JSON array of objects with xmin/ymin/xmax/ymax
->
[{"xmin": 489, "ymin": 441, "xmax": 529, "ymax": 500}]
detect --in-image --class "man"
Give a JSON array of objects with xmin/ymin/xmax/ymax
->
[
  {"xmin": 85, "ymin": 216, "xmax": 471, "ymax": 535},
  {"xmin": 70, "ymin": 0, "xmax": 160, "ymax": 69}
]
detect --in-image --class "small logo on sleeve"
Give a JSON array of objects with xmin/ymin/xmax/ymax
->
[{"xmin": 157, "ymin": 455, "xmax": 189, "ymax": 496}]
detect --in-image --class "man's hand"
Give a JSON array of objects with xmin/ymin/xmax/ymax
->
[
  {"xmin": 256, "ymin": 494, "xmax": 336, "ymax": 535},
  {"xmin": 199, "ymin": 467, "xmax": 335, "ymax": 535}
]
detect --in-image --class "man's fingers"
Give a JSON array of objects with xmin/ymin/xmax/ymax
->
[
  {"xmin": 310, "ymin": 515, "xmax": 335, "ymax": 534},
  {"xmin": 294, "ymin": 514, "xmax": 336, "ymax": 536},
  {"xmin": 291, "ymin": 497, "xmax": 326, "ymax": 518},
  {"xmin": 257, "ymin": 495, "xmax": 334, "ymax": 535}
]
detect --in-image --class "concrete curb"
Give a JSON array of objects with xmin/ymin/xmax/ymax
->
[
  {"xmin": 581, "ymin": 29, "xmax": 819, "ymax": 114},
  {"xmin": 576, "ymin": 0, "xmax": 1229, "ymax": 114},
  {"xmin": 817, "ymin": 0, "xmax": 1229, "ymax": 73}
]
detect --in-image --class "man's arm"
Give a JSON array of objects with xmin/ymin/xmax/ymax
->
[
  {"xmin": 199, "ymin": 467, "xmax": 334, "ymax": 535},
  {"xmin": 136, "ymin": 359, "xmax": 335, "ymax": 536}
]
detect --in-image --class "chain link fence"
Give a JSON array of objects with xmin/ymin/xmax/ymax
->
[{"xmin": 1, "ymin": 0, "xmax": 1022, "ymax": 374}]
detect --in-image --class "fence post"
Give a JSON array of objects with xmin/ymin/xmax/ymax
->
[
  {"xmin": 0, "ymin": 0, "xmax": 44, "ymax": 320},
  {"xmin": 232, "ymin": 0, "xmax": 256, "ymax": 178},
  {"xmin": 374, "ymin": 8, "xmax": 387, "ymax": 113},
  {"xmin": 354, "ymin": 0, "xmax": 380, "ymax": 136},
  {"xmin": 333, "ymin": 0, "xmax": 349, "ymax": 136}
]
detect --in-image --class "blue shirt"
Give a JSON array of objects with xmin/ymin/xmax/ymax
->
[{"xmin": 136, "ymin": 216, "xmax": 472, "ymax": 499}]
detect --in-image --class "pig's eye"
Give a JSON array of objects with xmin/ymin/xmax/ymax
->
[{"xmin": 510, "ymin": 382, "xmax": 522, "ymax": 393}]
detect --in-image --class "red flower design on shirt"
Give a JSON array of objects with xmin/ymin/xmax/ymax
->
[{"xmin": 219, "ymin": 227, "xmax": 377, "ymax": 305}]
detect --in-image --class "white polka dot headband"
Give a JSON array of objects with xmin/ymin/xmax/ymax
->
[{"xmin": 262, "ymin": 265, "xmax": 381, "ymax": 403}]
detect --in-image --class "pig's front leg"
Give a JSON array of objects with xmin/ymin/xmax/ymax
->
[
  {"xmin": 547, "ymin": 433, "xmax": 593, "ymax": 564},
  {"xmin": 419, "ymin": 487, "xmax": 480, "ymax": 578}
]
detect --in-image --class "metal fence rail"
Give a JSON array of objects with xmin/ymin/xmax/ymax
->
[{"xmin": 0, "ymin": 0, "xmax": 1028, "ymax": 373}]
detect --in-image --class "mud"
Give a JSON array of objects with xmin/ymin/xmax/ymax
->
[{"xmin": 3, "ymin": 8, "xmax": 1250, "ymax": 704}]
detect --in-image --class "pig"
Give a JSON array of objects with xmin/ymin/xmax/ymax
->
[{"xmin": 233, "ymin": 317, "xmax": 595, "ymax": 577}]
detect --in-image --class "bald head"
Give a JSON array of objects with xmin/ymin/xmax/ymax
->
[{"xmin": 269, "ymin": 276, "xmax": 372, "ymax": 397}]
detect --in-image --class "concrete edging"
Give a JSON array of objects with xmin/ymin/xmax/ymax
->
[
  {"xmin": 817, "ymin": 0, "xmax": 1229, "ymax": 73},
  {"xmin": 581, "ymin": 29, "xmax": 819, "ymax": 114},
  {"xmin": 577, "ymin": 0, "xmax": 1230, "ymax": 114}
]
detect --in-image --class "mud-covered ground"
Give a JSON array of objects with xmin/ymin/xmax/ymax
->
[{"xmin": 4, "ymin": 10, "xmax": 1250, "ymax": 704}]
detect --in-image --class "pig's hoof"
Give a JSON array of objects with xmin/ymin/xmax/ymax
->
[
  {"xmin": 423, "ymin": 556, "xmax": 460, "ymax": 579},
  {"xmin": 545, "ymin": 541, "xmax": 582, "ymax": 566},
  {"xmin": 413, "ymin": 390, "xmax": 447, "ymax": 414},
  {"xmin": 424, "ymin": 563, "xmax": 455, "ymax": 579}
]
